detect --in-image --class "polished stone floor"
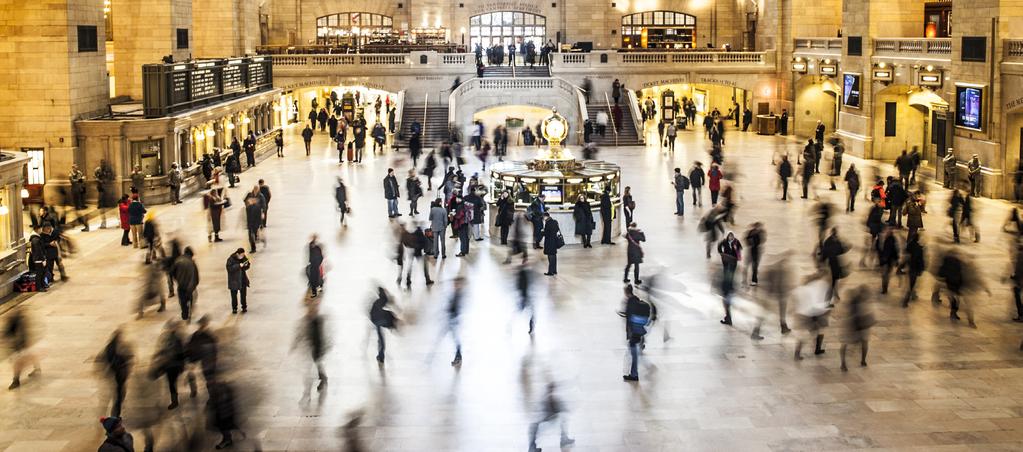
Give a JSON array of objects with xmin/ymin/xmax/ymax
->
[{"xmin": 3, "ymin": 116, "xmax": 1023, "ymax": 452}]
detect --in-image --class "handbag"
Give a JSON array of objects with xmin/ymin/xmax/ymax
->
[
  {"xmin": 555, "ymin": 232, "xmax": 565, "ymax": 249},
  {"xmin": 222, "ymin": 197, "xmax": 232, "ymax": 209}
]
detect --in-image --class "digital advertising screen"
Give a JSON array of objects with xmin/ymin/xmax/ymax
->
[
  {"xmin": 540, "ymin": 185, "xmax": 563, "ymax": 204},
  {"xmin": 843, "ymin": 73, "xmax": 861, "ymax": 108},
  {"xmin": 955, "ymin": 85, "xmax": 984, "ymax": 130}
]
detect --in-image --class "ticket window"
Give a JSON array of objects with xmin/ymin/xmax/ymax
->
[{"xmin": 131, "ymin": 139, "xmax": 164, "ymax": 176}]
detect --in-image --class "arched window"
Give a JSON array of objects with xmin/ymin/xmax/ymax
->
[
  {"xmin": 316, "ymin": 12, "xmax": 394, "ymax": 46},
  {"xmin": 469, "ymin": 12, "xmax": 546, "ymax": 49},
  {"xmin": 621, "ymin": 11, "xmax": 696, "ymax": 49}
]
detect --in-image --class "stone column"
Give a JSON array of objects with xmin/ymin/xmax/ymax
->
[{"xmin": 111, "ymin": 0, "xmax": 191, "ymax": 100}]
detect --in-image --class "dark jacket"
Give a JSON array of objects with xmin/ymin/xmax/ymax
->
[
  {"xmin": 572, "ymin": 200, "xmax": 595, "ymax": 235},
  {"xmin": 821, "ymin": 234, "xmax": 849, "ymax": 277},
  {"xmin": 302, "ymin": 127, "xmax": 314, "ymax": 142},
  {"xmin": 225, "ymin": 254, "xmax": 250, "ymax": 291},
  {"xmin": 689, "ymin": 167, "xmax": 705, "ymax": 187},
  {"xmin": 845, "ymin": 168, "xmax": 860, "ymax": 192},
  {"xmin": 867, "ymin": 205, "xmax": 885, "ymax": 235},
  {"xmin": 542, "ymin": 218, "xmax": 561, "ymax": 255},
  {"xmin": 779, "ymin": 160, "xmax": 793, "ymax": 178},
  {"xmin": 172, "ymin": 255, "xmax": 200, "ymax": 292},
  {"xmin": 245, "ymin": 200, "xmax": 262, "ymax": 231},
  {"xmin": 465, "ymin": 193, "xmax": 486, "ymax": 225},
  {"xmin": 127, "ymin": 200, "xmax": 146, "ymax": 225},
  {"xmin": 496, "ymin": 197, "xmax": 515, "ymax": 227},
  {"xmin": 626, "ymin": 227, "xmax": 646, "ymax": 263},
  {"xmin": 383, "ymin": 175, "xmax": 400, "ymax": 200}
]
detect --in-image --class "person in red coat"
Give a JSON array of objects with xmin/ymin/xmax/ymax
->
[
  {"xmin": 117, "ymin": 194, "xmax": 131, "ymax": 246},
  {"xmin": 707, "ymin": 163, "xmax": 724, "ymax": 205}
]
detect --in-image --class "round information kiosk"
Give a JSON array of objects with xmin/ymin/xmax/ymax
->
[{"xmin": 488, "ymin": 110, "xmax": 623, "ymax": 244}]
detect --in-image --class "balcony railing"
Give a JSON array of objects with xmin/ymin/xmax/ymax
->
[
  {"xmin": 794, "ymin": 38, "xmax": 843, "ymax": 52},
  {"xmin": 556, "ymin": 50, "xmax": 769, "ymax": 66},
  {"xmin": 873, "ymin": 38, "xmax": 951, "ymax": 56},
  {"xmin": 1005, "ymin": 40, "xmax": 1023, "ymax": 60}
]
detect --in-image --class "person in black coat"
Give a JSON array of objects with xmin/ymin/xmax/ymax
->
[
  {"xmin": 599, "ymin": 188, "xmax": 615, "ymax": 245},
  {"xmin": 317, "ymin": 108, "xmax": 328, "ymax": 131},
  {"xmin": 152, "ymin": 321, "xmax": 186, "ymax": 410},
  {"xmin": 243, "ymin": 132, "xmax": 256, "ymax": 168},
  {"xmin": 244, "ymin": 193, "xmax": 263, "ymax": 253},
  {"xmin": 208, "ymin": 381, "xmax": 239, "ymax": 449},
  {"xmin": 307, "ymin": 235, "xmax": 324, "ymax": 297},
  {"xmin": 689, "ymin": 162, "xmax": 705, "ymax": 206},
  {"xmin": 886, "ymin": 178, "xmax": 907, "ymax": 227},
  {"xmin": 717, "ymin": 232, "xmax": 742, "ymax": 325},
  {"xmin": 744, "ymin": 222, "xmax": 765, "ymax": 285},
  {"xmin": 528, "ymin": 194, "xmax": 547, "ymax": 248},
  {"xmin": 820, "ymin": 228, "xmax": 848, "ymax": 303},
  {"xmin": 370, "ymin": 287, "xmax": 398, "ymax": 363},
  {"xmin": 572, "ymin": 194, "xmax": 595, "ymax": 248},
  {"xmin": 623, "ymin": 223, "xmax": 646, "ymax": 283},
  {"xmin": 902, "ymin": 234, "xmax": 925, "ymax": 307},
  {"xmin": 778, "ymin": 154, "xmax": 793, "ymax": 201},
  {"xmin": 328, "ymin": 115, "xmax": 339, "ymax": 139},
  {"xmin": 383, "ymin": 169, "xmax": 401, "ymax": 218},
  {"xmin": 845, "ymin": 164, "xmax": 860, "ymax": 212},
  {"xmin": 226, "ymin": 248, "xmax": 250, "ymax": 313},
  {"xmin": 495, "ymin": 191, "xmax": 515, "ymax": 245},
  {"xmin": 800, "ymin": 140, "xmax": 815, "ymax": 199},
  {"xmin": 541, "ymin": 213, "xmax": 561, "ymax": 276},
  {"xmin": 878, "ymin": 226, "xmax": 899, "ymax": 294}
]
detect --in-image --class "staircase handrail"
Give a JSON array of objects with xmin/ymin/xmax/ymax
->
[
  {"xmin": 422, "ymin": 93, "xmax": 429, "ymax": 145},
  {"xmin": 603, "ymin": 92, "xmax": 619, "ymax": 147},
  {"xmin": 625, "ymin": 88, "xmax": 646, "ymax": 145},
  {"xmin": 393, "ymin": 89, "xmax": 406, "ymax": 139}
]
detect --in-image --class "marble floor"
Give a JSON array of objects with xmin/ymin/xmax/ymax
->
[{"xmin": 2, "ymin": 118, "xmax": 1023, "ymax": 452}]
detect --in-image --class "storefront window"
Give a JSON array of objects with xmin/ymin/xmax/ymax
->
[
  {"xmin": 316, "ymin": 12, "xmax": 395, "ymax": 46},
  {"xmin": 23, "ymin": 149, "xmax": 44, "ymax": 185},
  {"xmin": 131, "ymin": 139, "xmax": 164, "ymax": 176}
]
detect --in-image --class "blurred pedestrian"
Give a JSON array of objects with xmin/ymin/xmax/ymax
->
[
  {"xmin": 4, "ymin": 308, "xmax": 41, "ymax": 390},
  {"xmin": 186, "ymin": 315, "xmax": 219, "ymax": 392},
  {"xmin": 99, "ymin": 329, "xmax": 134, "ymax": 417},
  {"xmin": 840, "ymin": 285, "xmax": 874, "ymax": 371},
  {"xmin": 335, "ymin": 178, "xmax": 349, "ymax": 227},
  {"xmin": 307, "ymin": 235, "xmax": 324, "ymax": 297},
  {"xmin": 171, "ymin": 247, "xmax": 200, "ymax": 321},
  {"xmin": 599, "ymin": 188, "xmax": 615, "ymax": 245},
  {"xmin": 542, "ymin": 213, "xmax": 562, "ymax": 276},
  {"xmin": 902, "ymin": 233, "xmax": 925, "ymax": 307},
  {"xmin": 717, "ymin": 231, "xmax": 742, "ymax": 325},
  {"xmin": 369, "ymin": 287, "xmax": 398, "ymax": 363},
  {"xmin": 137, "ymin": 262, "xmax": 167, "ymax": 318},
  {"xmin": 793, "ymin": 274, "xmax": 831, "ymax": 360},
  {"xmin": 878, "ymin": 225, "xmax": 899, "ymax": 294},
  {"xmin": 744, "ymin": 222, "xmax": 765, "ymax": 286},
  {"xmin": 294, "ymin": 302, "xmax": 328, "ymax": 390},
  {"xmin": 496, "ymin": 191, "xmax": 515, "ymax": 245},
  {"xmin": 527, "ymin": 382, "xmax": 575, "ymax": 451},
  {"xmin": 151, "ymin": 320, "xmax": 186, "ymax": 409},
  {"xmin": 845, "ymin": 164, "xmax": 860, "ymax": 212}
]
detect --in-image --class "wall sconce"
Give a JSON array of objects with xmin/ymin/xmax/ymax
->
[
  {"xmin": 206, "ymin": 129, "xmax": 215, "ymax": 138},
  {"xmin": 872, "ymin": 62, "xmax": 893, "ymax": 82},
  {"xmin": 242, "ymin": 116, "xmax": 251, "ymax": 125},
  {"xmin": 196, "ymin": 131, "xmax": 205, "ymax": 140},
  {"xmin": 791, "ymin": 57, "xmax": 807, "ymax": 73},
  {"xmin": 20, "ymin": 189, "xmax": 28, "ymax": 199},
  {"xmin": 226, "ymin": 122, "xmax": 235, "ymax": 130},
  {"xmin": 0, "ymin": 200, "xmax": 9, "ymax": 216},
  {"xmin": 819, "ymin": 59, "xmax": 838, "ymax": 75}
]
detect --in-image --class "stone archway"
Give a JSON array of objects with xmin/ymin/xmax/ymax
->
[
  {"xmin": 872, "ymin": 85, "xmax": 947, "ymax": 161},
  {"xmin": 794, "ymin": 75, "xmax": 839, "ymax": 138}
]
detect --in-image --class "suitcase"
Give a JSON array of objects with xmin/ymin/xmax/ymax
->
[{"xmin": 347, "ymin": 148, "xmax": 355, "ymax": 161}]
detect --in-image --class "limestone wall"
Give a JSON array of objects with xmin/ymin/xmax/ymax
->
[
  {"xmin": 112, "ymin": 0, "xmax": 192, "ymax": 100},
  {"xmin": 192, "ymin": 0, "xmax": 261, "ymax": 58}
]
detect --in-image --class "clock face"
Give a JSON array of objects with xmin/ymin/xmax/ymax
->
[{"xmin": 543, "ymin": 115, "xmax": 567, "ymax": 142}]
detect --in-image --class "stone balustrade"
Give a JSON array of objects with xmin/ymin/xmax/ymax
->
[
  {"xmin": 794, "ymin": 37, "xmax": 843, "ymax": 52},
  {"xmin": 872, "ymin": 38, "xmax": 952, "ymax": 56}
]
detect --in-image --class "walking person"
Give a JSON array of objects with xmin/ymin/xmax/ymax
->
[
  {"xmin": 384, "ymin": 168, "xmax": 401, "ymax": 219},
  {"xmin": 335, "ymin": 178, "xmax": 349, "ymax": 226},
  {"xmin": 623, "ymin": 223, "xmax": 646, "ymax": 284},
  {"xmin": 620, "ymin": 284, "xmax": 655, "ymax": 382},
  {"xmin": 99, "ymin": 329, "xmax": 134, "ymax": 417},
  {"xmin": 168, "ymin": 162, "xmax": 182, "ymax": 205},
  {"xmin": 452, "ymin": 194, "xmax": 472, "ymax": 257},
  {"xmin": 369, "ymin": 287, "xmax": 399, "ymax": 363},
  {"xmin": 527, "ymin": 382, "xmax": 575, "ymax": 451},
  {"xmin": 243, "ymin": 131, "xmax": 256, "ymax": 168},
  {"xmin": 429, "ymin": 199, "xmax": 448, "ymax": 257},
  {"xmin": 204, "ymin": 187, "xmax": 225, "ymax": 243},
  {"xmin": 127, "ymin": 195, "xmax": 146, "ymax": 249},
  {"xmin": 878, "ymin": 225, "xmax": 899, "ymax": 295},
  {"xmin": 689, "ymin": 162, "xmax": 705, "ymax": 206},
  {"xmin": 95, "ymin": 160, "xmax": 115, "ymax": 229},
  {"xmin": 949, "ymin": 189, "xmax": 965, "ymax": 243},
  {"xmin": 406, "ymin": 169, "xmax": 423, "ymax": 216},
  {"xmin": 97, "ymin": 417, "xmax": 135, "ymax": 452},
  {"xmin": 845, "ymin": 164, "xmax": 861, "ymax": 212},
  {"xmin": 307, "ymin": 235, "xmax": 324, "ymax": 297},
  {"xmin": 302, "ymin": 124, "xmax": 314, "ymax": 156},
  {"xmin": 902, "ymin": 233, "xmax": 925, "ymax": 307},
  {"xmin": 171, "ymin": 247, "xmax": 199, "ymax": 320},
  {"xmin": 572, "ymin": 194, "xmax": 595, "ymax": 248},
  {"xmin": 528, "ymin": 193, "xmax": 547, "ymax": 249},
  {"xmin": 226, "ymin": 248, "xmax": 250, "ymax": 314},
  {"xmin": 4, "ymin": 308, "xmax": 41, "ymax": 390},
  {"xmin": 821, "ymin": 228, "xmax": 849, "ymax": 303},
  {"xmin": 600, "ymin": 188, "xmax": 615, "ymax": 245},
  {"xmin": 257, "ymin": 179, "xmax": 271, "ymax": 228},
  {"xmin": 293, "ymin": 302, "xmax": 329, "ymax": 391},
  {"xmin": 440, "ymin": 277, "xmax": 466, "ymax": 366},
  {"xmin": 243, "ymin": 191, "xmax": 264, "ymax": 253},
  {"xmin": 151, "ymin": 320, "xmax": 186, "ymax": 410},
  {"xmin": 465, "ymin": 185, "xmax": 486, "ymax": 241},
  {"xmin": 840, "ymin": 285, "xmax": 874, "ymax": 371},
  {"xmin": 744, "ymin": 222, "xmax": 765, "ymax": 286},
  {"xmin": 793, "ymin": 274, "xmax": 832, "ymax": 360},
  {"xmin": 672, "ymin": 168, "xmax": 689, "ymax": 216},
  {"xmin": 717, "ymin": 231, "xmax": 742, "ymax": 325},
  {"xmin": 800, "ymin": 143, "xmax": 815, "ymax": 199},
  {"xmin": 708, "ymin": 163, "xmax": 723, "ymax": 205},
  {"xmin": 274, "ymin": 132, "xmax": 284, "ymax": 157},
  {"xmin": 665, "ymin": 121, "xmax": 677, "ymax": 152},
  {"xmin": 541, "ymin": 213, "xmax": 563, "ymax": 276},
  {"xmin": 778, "ymin": 154, "xmax": 793, "ymax": 200}
]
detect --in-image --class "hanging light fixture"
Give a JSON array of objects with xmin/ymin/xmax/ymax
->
[{"xmin": 0, "ymin": 199, "xmax": 10, "ymax": 215}]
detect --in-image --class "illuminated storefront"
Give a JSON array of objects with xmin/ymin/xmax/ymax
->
[
  {"xmin": 469, "ymin": 12, "xmax": 546, "ymax": 49},
  {"xmin": 621, "ymin": 11, "xmax": 696, "ymax": 49},
  {"xmin": 316, "ymin": 12, "xmax": 395, "ymax": 46}
]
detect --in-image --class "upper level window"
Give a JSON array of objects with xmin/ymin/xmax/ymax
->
[
  {"xmin": 176, "ymin": 28, "xmax": 189, "ymax": 49},
  {"xmin": 316, "ymin": 12, "xmax": 394, "ymax": 46},
  {"xmin": 469, "ymin": 11, "xmax": 546, "ymax": 49},
  {"xmin": 621, "ymin": 11, "xmax": 696, "ymax": 49},
  {"xmin": 78, "ymin": 25, "xmax": 98, "ymax": 52}
]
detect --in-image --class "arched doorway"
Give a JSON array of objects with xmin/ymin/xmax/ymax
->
[
  {"xmin": 794, "ymin": 75, "xmax": 839, "ymax": 138},
  {"xmin": 872, "ymin": 85, "xmax": 948, "ymax": 161},
  {"xmin": 472, "ymin": 105, "xmax": 555, "ymax": 146},
  {"xmin": 621, "ymin": 11, "xmax": 697, "ymax": 49},
  {"xmin": 469, "ymin": 11, "xmax": 546, "ymax": 49},
  {"xmin": 316, "ymin": 12, "xmax": 394, "ymax": 46}
]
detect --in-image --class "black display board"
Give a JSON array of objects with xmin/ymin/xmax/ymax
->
[{"xmin": 143, "ymin": 57, "xmax": 274, "ymax": 118}]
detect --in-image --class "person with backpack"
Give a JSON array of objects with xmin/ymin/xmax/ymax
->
[
  {"xmin": 620, "ymin": 284, "xmax": 655, "ymax": 381},
  {"xmin": 672, "ymin": 167, "xmax": 689, "ymax": 216},
  {"xmin": 527, "ymin": 194, "xmax": 547, "ymax": 249}
]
